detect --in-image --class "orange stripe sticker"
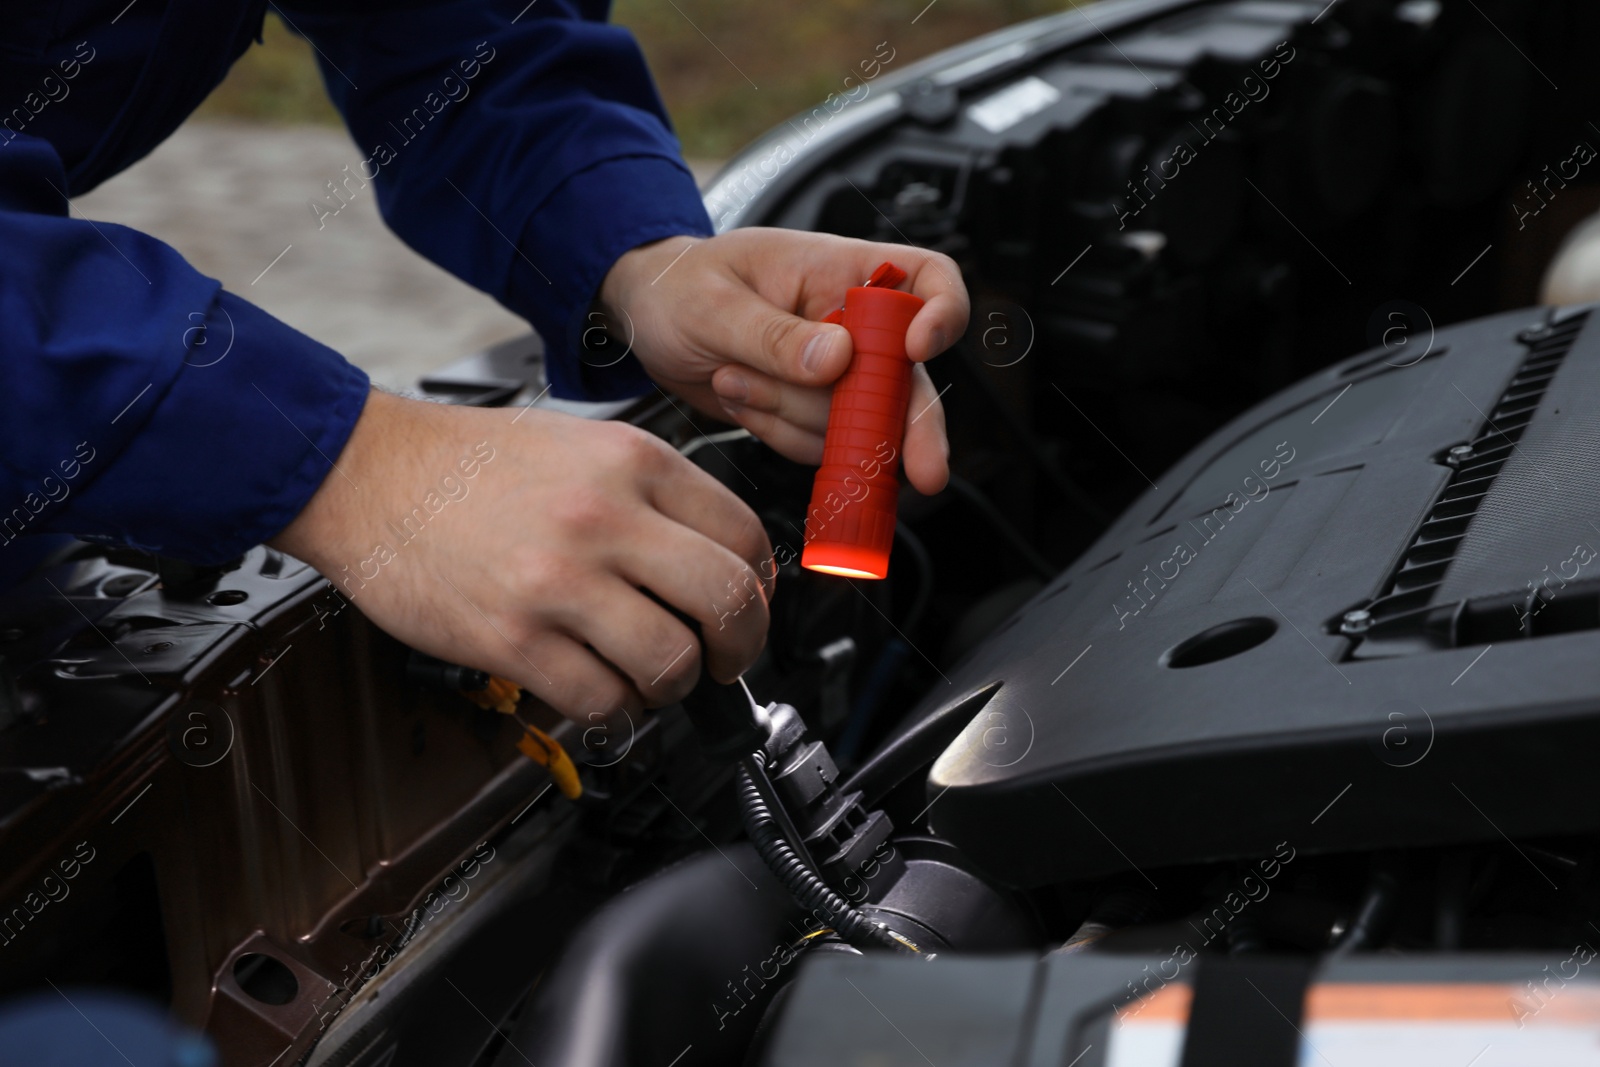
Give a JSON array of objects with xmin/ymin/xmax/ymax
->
[
  {"xmin": 1117, "ymin": 982, "xmax": 1192, "ymax": 1024},
  {"xmin": 1117, "ymin": 980, "xmax": 1600, "ymax": 1027},
  {"xmin": 1307, "ymin": 982, "xmax": 1600, "ymax": 1024}
]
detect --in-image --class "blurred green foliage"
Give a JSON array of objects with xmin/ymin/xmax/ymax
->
[
  {"xmin": 197, "ymin": 1, "xmax": 1076, "ymax": 157},
  {"xmin": 194, "ymin": 14, "xmax": 341, "ymax": 126},
  {"xmin": 611, "ymin": 0, "xmax": 1076, "ymax": 157}
]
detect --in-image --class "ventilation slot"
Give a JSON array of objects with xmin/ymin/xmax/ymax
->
[{"xmin": 1344, "ymin": 313, "xmax": 1588, "ymax": 658}]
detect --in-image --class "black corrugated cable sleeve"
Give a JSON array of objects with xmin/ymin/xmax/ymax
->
[{"xmin": 735, "ymin": 756, "xmax": 913, "ymax": 954}]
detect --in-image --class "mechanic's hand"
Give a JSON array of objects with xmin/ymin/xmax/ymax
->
[
  {"xmin": 598, "ymin": 228, "xmax": 968, "ymax": 495},
  {"xmin": 270, "ymin": 390, "xmax": 772, "ymax": 724}
]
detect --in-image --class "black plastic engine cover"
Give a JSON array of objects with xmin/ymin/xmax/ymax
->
[{"xmin": 921, "ymin": 304, "xmax": 1600, "ymax": 887}]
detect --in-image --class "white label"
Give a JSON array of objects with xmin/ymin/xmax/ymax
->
[{"xmin": 966, "ymin": 76, "xmax": 1061, "ymax": 134}]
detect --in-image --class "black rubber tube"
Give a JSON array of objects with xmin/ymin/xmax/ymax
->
[
  {"xmin": 1332, "ymin": 868, "xmax": 1401, "ymax": 954},
  {"xmin": 744, "ymin": 748, "xmax": 822, "ymax": 878},
  {"xmin": 736, "ymin": 757, "xmax": 912, "ymax": 954},
  {"xmin": 947, "ymin": 474, "xmax": 1058, "ymax": 580}
]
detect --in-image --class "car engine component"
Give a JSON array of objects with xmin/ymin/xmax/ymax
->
[{"xmin": 924, "ymin": 304, "xmax": 1600, "ymax": 888}]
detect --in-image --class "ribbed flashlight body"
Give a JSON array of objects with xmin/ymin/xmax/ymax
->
[{"xmin": 800, "ymin": 285, "xmax": 925, "ymax": 579}]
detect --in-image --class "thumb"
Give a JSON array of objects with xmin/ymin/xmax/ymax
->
[{"xmin": 709, "ymin": 283, "xmax": 854, "ymax": 386}]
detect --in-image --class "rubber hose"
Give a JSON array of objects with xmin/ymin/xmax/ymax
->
[
  {"xmin": 735, "ymin": 759, "xmax": 912, "ymax": 954},
  {"xmin": 1332, "ymin": 867, "xmax": 1401, "ymax": 954}
]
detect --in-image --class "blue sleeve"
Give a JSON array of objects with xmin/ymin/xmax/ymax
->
[
  {"xmin": 281, "ymin": 0, "xmax": 714, "ymax": 401},
  {"xmin": 0, "ymin": 989, "xmax": 216, "ymax": 1067},
  {"xmin": 0, "ymin": 134, "xmax": 371, "ymax": 566}
]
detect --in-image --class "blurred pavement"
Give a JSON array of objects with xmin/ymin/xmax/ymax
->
[{"xmin": 74, "ymin": 122, "xmax": 721, "ymax": 392}]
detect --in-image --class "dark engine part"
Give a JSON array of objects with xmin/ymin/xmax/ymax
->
[
  {"xmin": 854, "ymin": 835, "xmax": 1037, "ymax": 955},
  {"xmin": 678, "ymin": 667, "xmax": 923, "ymax": 954},
  {"xmin": 749, "ymin": 695, "xmax": 894, "ymax": 893},
  {"xmin": 678, "ymin": 667, "xmax": 1035, "ymax": 959},
  {"xmin": 492, "ymin": 846, "xmax": 798, "ymax": 1067},
  {"xmin": 734, "ymin": 760, "xmax": 910, "ymax": 953},
  {"xmin": 726, "ymin": 694, "xmax": 1037, "ymax": 955},
  {"xmin": 498, "ymin": 683, "xmax": 1040, "ymax": 1067},
  {"xmin": 920, "ymin": 303, "xmax": 1600, "ymax": 888},
  {"xmin": 756, "ymin": 951, "xmax": 1600, "ymax": 1066}
]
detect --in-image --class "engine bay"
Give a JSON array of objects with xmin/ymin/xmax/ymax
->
[{"xmin": 5, "ymin": 0, "xmax": 1600, "ymax": 1063}]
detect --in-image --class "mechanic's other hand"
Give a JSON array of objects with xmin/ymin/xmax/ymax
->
[
  {"xmin": 598, "ymin": 228, "xmax": 967, "ymax": 495},
  {"xmin": 270, "ymin": 390, "xmax": 773, "ymax": 724}
]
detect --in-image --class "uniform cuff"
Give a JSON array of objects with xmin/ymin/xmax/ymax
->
[
  {"xmin": 56, "ymin": 291, "xmax": 371, "ymax": 564},
  {"xmin": 508, "ymin": 153, "xmax": 713, "ymax": 401}
]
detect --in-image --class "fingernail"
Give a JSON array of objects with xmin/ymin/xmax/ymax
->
[
  {"xmin": 930, "ymin": 326, "xmax": 949, "ymax": 354},
  {"xmin": 719, "ymin": 397, "xmax": 746, "ymax": 418},
  {"xmin": 801, "ymin": 330, "xmax": 833, "ymax": 376},
  {"xmin": 717, "ymin": 371, "xmax": 750, "ymax": 403}
]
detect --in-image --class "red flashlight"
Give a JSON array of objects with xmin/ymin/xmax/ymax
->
[{"xmin": 800, "ymin": 262, "xmax": 924, "ymax": 580}]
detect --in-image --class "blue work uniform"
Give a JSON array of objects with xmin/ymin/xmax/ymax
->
[{"xmin": 0, "ymin": 0, "xmax": 713, "ymax": 578}]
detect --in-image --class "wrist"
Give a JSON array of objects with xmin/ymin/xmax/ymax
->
[
  {"xmin": 597, "ymin": 234, "xmax": 704, "ymax": 327},
  {"xmin": 267, "ymin": 387, "xmax": 396, "ymax": 573}
]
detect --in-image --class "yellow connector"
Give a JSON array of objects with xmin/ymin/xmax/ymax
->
[
  {"xmin": 459, "ymin": 674, "xmax": 582, "ymax": 799},
  {"xmin": 516, "ymin": 723, "xmax": 583, "ymax": 800},
  {"xmin": 462, "ymin": 675, "xmax": 522, "ymax": 715}
]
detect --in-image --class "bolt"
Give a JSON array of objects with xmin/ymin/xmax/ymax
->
[
  {"xmin": 144, "ymin": 641, "xmax": 174, "ymax": 654},
  {"xmin": 1340, "ymin": 609, "xmax": 1373, "ymax": 635},
  {"xmin": 1519, "ymin": 323, "xmax": 1553, "ymax": 344},
  {"xmin": 1446, "ymin": 444, "xmax": 1474, "ymax": 467}
]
